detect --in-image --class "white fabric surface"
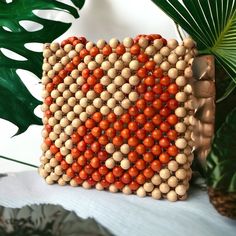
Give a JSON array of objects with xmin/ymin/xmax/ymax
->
[{"xmin": 0, "ymin": 171, "xmax": 235, "ymax": 236}]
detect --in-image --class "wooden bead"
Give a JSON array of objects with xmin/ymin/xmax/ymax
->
[
  {"xmin": 109, "ymin": 38, "xmax": 119, "ymax": 48},
  {"xmin": 151, "ymin": 174, "xmax": 161, "ymax": 185},
  {"xmin": 88, "ymin": 61, "xmax": 97, "ymax": 70},
  {"xmin": 59, "ymin": 133, "xmax": 69, "ymax": 142},
  {"xmin": 175, "ymin": 169, "xmax": 187, "ymax": 180},
  {"xmin": 86, "ymin": 105, "xmax": 96, "ymax": 115},
  {"xmin": 153, "ymin": 39, "xmax": 163, "ymax": 50},
  {"xmin": 64, "ymin": 44, "xmax": 72, "ymax": 53},
  {"xmin": 175, "ymin": 92, "xmax": 187, "ymax": 102},
  {"xmin": 168, "ymin": 160, "xmax": 178, "ymax": 172},
  {"xmin": 129, "ymin": 60, "xmax": 139, "ymax": 70},
  {"xmin": 93, "ymin": 98, "xmax": 103, "ymax": 108},
  {"xmin": 114, "ymin": 91, "xmax": 125, "ymax": 101},
  {"xmin": 175, "ymin": 122, "xmax": 186, "ymax": 133},
  {"xmin": 42, "ymin": 63, "xmax": 51, "ymax": 72},
  {"xmin": 60, "ymin": 147, "xmax": 70, "ymax": 156},
  {"xmin": 44, "ymin": 163, "xmax": 52, "ymax": 172},
  {"xmin": 143, "ymin": 182, "xmax": 154, "ymax": 192},
  {"xmin": 61, "ymin": 56, "xmax": 70, "ymax": 65},
  {"xmin": 100, "ymin": 106, "xmax": 110, "ymax": 115},
  {"xmin": 43, "ymin": 48, "xmax": 52, "ymax": 58},
  {"xmin": 85, "ymin": 41, "xmax": 94, "ymax": 50},
  {"xmin": 58, "ymin": 178, "xmax": 66, "ymax": 186},
  {"xmin": 121, "ymin": 99, "xmax": 131, "ymax": 109},
  {"xmin": 65, "ymin": 126, "xmax": 74, "ymax": 136},
  {"xmin": 107, "ymin": 83, "xmax": 116, "ymax": 94},
  {"xmin": 109, "ymin": 184, "xmax": 118, "ymax": 193},
  {"xmin": 70, "ymin": 179, "xmax": 78, "ymax": 187},
  {"xmin": 184, "ymin": 84, "xmax": 192, "ymax": 93},
  {"xmin": 122, "ymin": 52, "xmax": 132, "ymax": 63},
  {"xmin": 105, "ymin": 158, "xmax": 115, "ymax": 169},
  {"xmin": 160, "ymin": 61, "xmax": 170, "ymax": 71},
  {"xmin": 160, "ymin": 46, "xmax": 170, "ymax": 56},
  {"xmin": 129, "ymin": 75, "xmax": 140, "ymax": 86},
  {"xmin": 63, "ymin": 90, "xmax": 72, "ymax": 99},
  {"xmin": 121, "ymin": 83, "xmax": 131, "ymax": 94},
  {"xmin": 175, "ymin": 46, "xmax": 186, "ymax": 56},
  {"xmin": 50, "ymin": 172, "xmax": 60, "ymax": 181},
  {"xmin": 48, "ymin": 117, "xmax": 57, "ymax": 126},
  {"xmin": 145, "ymin": 45, "xmax": 156, "ymax": 56},
  {"xmin": 107, "ymin": 68, "xmax": 117, "ymax": 78},
  {"xmin": 159, "ymin": 183, "xmax": 170, "ymax": 193},
  {"xmin": 114, "ymin": 76, "xmax": 125, "ymax": 86},
  {"xmin": 96, "ymin": 183, "xmax": 104, "ymax": 190},
  {"xmin": 128, "ymin": 91, "xmax": 138, "ymax": 102},
  {"xmin": 122, "ymin": 185, "xmax": 131, "ymax": 195},
  {"xmin": 78, "ymin": 62, "xmax": 86, "ymax": 71},
  {"xmin": 101, "ymin": 76, "xmax": 111, "ymax": 86},
  {"xmin": 100, "ymin": 91, "xmax": 111, "ymax": 101},
  {"xmin": 175, "ymin": 107, "xmax": 187, "ymax": 117},
  {"xmin": 57, "ymin": 83, "xmax": 66, "ymax": 93},
  {"xmin": 137, "ymin": 187, "xmax": 146, "ymax": 197},
  {"xmin": 48, "ymin": 55, "xmax": 57, "ymax": 65},
  {"xmin": 120, "ymin": 144, "xmax": 130, "ymax": 154},
  {"xmin": 112, "ymin": 151, "xmax": 123, "ymax": 162},
  {"xmin": 39, "ymin": 168, "xmax": 48, "ymax": 178},
  {"xmin": 84, "ymin": 55, "xmax": 92, "ymax": 64},
  {"xmin": 168, "ymin": 53, "xmax": 178, "ymax": 65},
  {"xmin": 55, "ymin": 139, "xmax": 63, "ymax": 148},
  {"xmin": 105, "ymin": 143, "xmax": 115, "ymax": 154},
  {"xmin": 108, "ymin": 53, "xmax": 118, "ymax": 63},
  {"xmin": 184, "ymin": 67, "xmax": 193, "ymax": 78},
  {"xmin": 82, "ymin": 181, "xmax": 91, "ymax": 189},
  {"xmin": 123, "ymin": 37, "xmax": 134, "ymax": 48},
  {"xmin": 183, "ymin": 37, "xmax": 195, "ymax": 49},
  {"xmin": 50, "ymin": 42, "xmax": 59, "ymax": 52},
  {"xmin": 54, "ymin": 165, "xmax": 63, "ymax": 176},
  {"xmin": 68, "ymin": 50, "xmax": 77, "ymax": 59},
  {"xmin": 97, "ymin": 39, "xmax": 106, "ymax": 49},
  {"xmin": 95, "ymin": 54, "xmax": 104, "ymax": 64},
  {"xmin": 72, "ymin": 118, "xmax": 81, "ymax": 128},
  {"xmin": 167, "ymin": 176, "xmax": 178, "ymax": 188},
  {"xmin": 175, "ymin": 138, "xmax": 188, "ymax": 149},
  {"xmin": 114, "ymin": 60, "xmax": 124, "ymax": 70},
  {"xmin": 79, "ymin": 112, "xmax": 88, "ymax": 122},
  {"xmin": 114, "ymin": 106, "xmax": 124, "ymax": 115},
  {"xmin": 160, "ymin": 169, "xmax": 170, "ymax": 179},
  {"xmin": 49, "ymin": 132, "xmax": 58, "ymax": 141},
  {"xmin": 46, "ymin": 176, "xmax": 54, "ymax": 185},
  {"xmin": 167, "ymin": 190, "xmax": 177, "ymax": 202},
  {"xmin": 175, "ymin": 185, "xmax": 187, "ymax": 196},
  {"xmin": 176, "ymin": 60, "xmax": 187, "ymax": 70},
  {"xmin": 120, "ymin": 159, "xmax": 130, "ymax": 170},
  {"xmin": 107, "ymin": 98, "xmax": 116, "ymax": 109},
  {"xmin": 151, "ymin": 188, "xmax": 161, "ymax": 199},
  {"xmin": 138, "ymin": 37, "xmax": 149, "ymax": 48},
  {"xmin": 167, "ymin": 39, "xmax": 178, "ymax": 49},
  {"xmin": 55, "ymin": 48, "xmax": 65, "ymax": 58},
  {"xmin": 168, "ymin": 68, "xmax": 178, "ymax": 79},
  {"xmin": 61, "ymin": 104, "xmax": 71, "ymax": 113},
  {"xmin": 154, "ymin": 53, "xmax": 163, "ymax": 64}
]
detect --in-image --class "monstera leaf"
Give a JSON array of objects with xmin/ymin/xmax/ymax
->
[
  {"xmin": 207, "ymin": 108, "xmax": 236, "ymax": 192},
  {"xmin": 151, "ymin": 0, "xmax": 236, "ymax": 98},
  {"xmin": 0, "ymin": 0, "xmax": 85, "ymax": 135}
]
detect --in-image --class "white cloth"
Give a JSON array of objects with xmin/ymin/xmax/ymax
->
[{"xmin": 0, "ymin": 171, "xmax": 235, "ymax": 236}]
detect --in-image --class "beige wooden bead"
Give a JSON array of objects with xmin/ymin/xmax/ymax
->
[
  {"xmin": 114, "ymin": 60, "xmax": 124, "ymax": 70},
  {"xmin": 160, "ymin": 46, "xmax": 170, "ymax": 56},
  {"xmin": 86, "ymin": 90, "xmax": 96, "ymax": 100},
  {"xmin": 167, "ymin": 39, "xmax": 178, "ymax": 49},
  {"xmin": 109, "ymin": 184, "xmax": 118, "ymax": 193},
  {"xmin": 114, "ymin": 91, "xmax": 125, "ymax": 101},
  {"xmin": 107, "ymin": 83, "xmax": 116, "ymax": 94},
  {"xmin": 168, "ymin": 53, "xmax": 178, "ymax": 65},
  {"xmin": 43, "ymin": 48, "xmax": 52, "ymax": 58},
  {"xmin": 176, "ymin": 76, "xmax": 187, "ymax": 87},
  {"xmin": 84, "ymin": 55, "xmax": 92, "ymax": 65},
  {"xmin": 54, "ymin": 165, "xmax": 63, "ymax": 176},
  {"xmin": 60, "ymin": 147, "xmax": 70, "ymax": 156},
  {"xmin": 119, "ymin": 145, "xmax": 130, "ymax": 156},
  {"xmin": 122, "ymin": 52, "xmax": 132, "ymax": 63},
  {"xmin": 168, "ymin": 68, "xmax": 178, "ymax": 79},
  {"xmin": 167, "ymin": 176, "xmax": 178, "ymax": 188},
  {"xmin": 105, "ymin": 158, "xmax": 115, "ymax": 169},
  {"xmin": 42, "ymin": 63, "xmax": 51, "ymax": 72},
  {"xmin": 85, "ymin": 41, "xmax": 94, "ymax": 51},
  {"xmin": 129, "ymin": 75, "xmax": 140, "ymax": 86},
  {"xmin": 184, "ymin": 67, "xmax": 193, "ymax": 78},
  {"xmin": 175, "ymin": 45, "xmax": 186, "ymax": 56},
  {"xmin": 184, "ymin": 84, "xmax": 192, "ymax": 93},
  {"xmin": 109, "ymin": 38, "xmax": 119, "ymax": 48},
  {"xmin": 145, "ymin": 45, "xmax": 156, "ymax": 56},
  {"xmin": 75, "ymin": 91, "xmax": 84, "ymax": 100},
  {"xmin": 114, "ymin": 106, "xmax": 124, "ymax": 116},
  {"xmin": 53, "ymin": 63, "xmax": 63, "ymax": 72},
  {"xmin": 112, "ymin": 151, "xmax": 123, "ymax": 162},
  {"xmin": 88, "ymin": 61, "xmax": 97, "ymax": 70},
  {"xmin": 176, "ymin": 60, "xmax": 187, "ymax": 70},
  {"xmin": 67, "ymin": 111, "xmax": 76, "ymax": 121},
  {"xmin": 42, "ymin": 117, "xmax": 48, "ymax": 125},
  {"xmin": 129, "ymin": 60, "xmax": 139, "ymax": 70},
  {"xmin": 48, "ymin": 55, "xmax": 57, "ymax": 65},
  {"xmin": 175, "ymin": 138, "xmax": 188, "ymax": 149},
  {"xmin": 175, "ymin": 185, "xmax": 187, "ymax": 196},
  {"xmin": 120, "ymin": 159, "xmax": 130, "ymax": 170},
  {"xmin": 41, "ymin": 142, "xmax": 48, "ymax": 152},
  {"xmin": 153, "ymin": 39, "xmax": 163, "ymax": 50},
  {"xmin": 93, "ymin": 98, "xmax": 103, "ymax": 108},
  {"xmin": 63, "ymin": 90, "xmax": 72, "ymax": 99},
  {"xmin": 42, "ymin": 76, "xmax": 50, "ymax": 85},
  {"xmin": 95, "ymin": 54, "xmax": 104, "ymax": 64},
  {"xmin": 143, "ymin": 182, "xmax": 154, "ymax": 192},
  {"xmin": 175, "ymin": 92, "xmax": 187, "ymax": 102},
  {"xmin": 59, "ymin": 133, "xmax": 69, "ymax": 142},
  {"xmin": 168, "ymin": 160, "xmax": 178, "ymax": 172},
  {"xmin": 41, "ymin": 103, "xmax": 48, "ymax": 112},
  {"xmin": 72, "ymin": 118, "xmax": 81, "ymax": 128},
  {"xmin": 70, "ymin": 179, "xmax": 78, "ymax": 187},
  {"xmin": 61, "ymin": 104, "xmax": 71, "ymax": 113},
  {"xmin": 51, "ymin": 90, "xmax": 60, "ymax": 99},
  {"xmin": 40, "ymin": 156, "xmax": 48, "ymax": 165},
  {"xmin": 101, "ymin": 76, "xmax": 111, "ymax": 86},
  {"xmin": 61, "ymin": 55, "xmax": 70, "ymax": 65},
  {"xmin": 79, "ymin": 112, "xmax": 88, "ymax": 122},
  {"xmin": 154, "ymin": 53, "xmax": 163, "ymax": 64},
  {"xmin": 96, "ymin": 183, "xmax": 104, "ymax": 191},
  {"xmin": 151, "ymin": 188, "xmax": 161, "ymax": 199},
  {"xmin": 82, "ymin": 181, "xmax": 91, "ymax": 189},
  {"xmin": 65, "ymin": 154, "xmax": 73, "ymax": 164},
  {"xmin": 121, "ymin": 83, "xmax": 131, "ymax": 94},
  {"xmin": 176, "ymin": 153, "xmax": 187, "ymax": 164},
  {"xmin": 175, "ymin": 107, "xmax": 187, "ymax": 117},
  {"xmin": 151, "ymin": 175, "xmax": 161, "ymax": 185},
  {"xmin": 79, "ymin": 97, "xmax": 88, "ymax": 108},
  {"xmin": 114, "ymin": 76, "xmax": 125, "ymax": 86},
  {"xmin": 58, "ymin": 178, "xmax": 66, "ymax": 186},
  {"xmin": 42, "ymin": 129, "xmax": 49, "ymax": 138},
  {"xmin": 175, "ymin": 122, "xmax": 186, "ymax": 133},
  {"xmin": 108, "ymin": 68, "xmax": 117, "ymax": 79},
  {"xmin": 100, "ymin": 91, "xmax": 111, "ymax": 101},
  {"xmin": 138, "ymin": 37, "xmax": 149, "ymax": 48},
  {"xmin": 57, "ymin": 83, "xmax": 66, "ymax": 93},
  {"xmin": 64, "ymin": 76, "xmax": 74, "ymax": 86},
  {"xmin": 68, "ymin": 50, "xmax": 77, "ymax": 59},
  {"xmin": 55, "ymin": 48, "xmax": 65, "ymax": 58},
  {"xmin": 68, "ymin": 97, "xmax": 77, "ymax": 107},
  {"xmin": 73, "ymin": 104, "xmax": 83, "ymax": 114},
  {"xmin": 183, "ymin": 37, "xmax": 195, "ymax": 49},
  {"xmin": 167, "ymin": 190, "xmax": 178, "ymax": 202},
  {"xmin": 97, "ymin": 39, "xmax": 106, "ymax": 49},
  {"xmin": 160, "ymin": 61, "xmax": 171, "ymax": 71},
  {"xmin": 64, "ymin": 44, "xmax": 73, "ymax": 53},
  {"xmin": 107, "ymin": 98, "xmax": 116, "ymax": 109},
  {"xmin": 123, "ymin": 37, "xmax": 134, "ymax": 48},
  {"xmin": 108, "ymin": 53, "xmax": 118, "ymax": 64},
  {"xmin": 65, "ymin": 126, "xmax": 74, "ymax": 136},
  {"xmin": 39, "ymin": 168, "xmax": 48, "ymax": 178},
  {"xmin": 48, "ymin": 117, "xmax": 58, "ymax": 126},
  {"xmin": 137, "ymin": 187, "xmax": 146, "ymax": 197},
  {"xmin": 49, "ymin": 132, "xmax": 58, "ymax": 141},
  {"xmin": 159, "ymin": 183, "xmax": 170, "ymax": 193},
  {"xmin": 100, "ymin": 106, "xmax": 110, "ymax": 115},
  {"xmin": 122, "ymin": 185, "xmax": 131, "ymax": 195},
  {"xmin": 55, "ymin": 138, "xmax": 63, "ymax": 148},
  {"xmin": 50, "ymin": 42, "xmax": 59, "ymax": 52},
  {"xmin": 160, "ymin": 169, "xmax": 170, "ymax": 179},
  {"xmin": 50, "ymin": 172, "xmax": 59, "ymax": 181},
  {"xmin": 105, "ymin": 143, "xmax": 115, "ymax": 154},
  {"xmin": 175, "ymin": 169, "xmax": 187, "ymax": 180},
  {"xmin": 128, "ymin": 91, "xmax": 138, "ymax": 102},
  {"xmin": 46, "ymin": 176, "xmax": 54, "ymax": 185},
  {"xmin": 86, "ymin": 105, "xmax": 96, "ymax": 115},
  {"xmin": 45, "ymin": 150, "xmax": 52, "ymax": 159},
  {"xmin": 44, "ymin": 163, "xmax": 52, "ymax": 172}
]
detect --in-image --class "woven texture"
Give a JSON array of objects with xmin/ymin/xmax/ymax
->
[{"xmin": 40, "ymin": 35, "xmax": 196, "ymax": 201}]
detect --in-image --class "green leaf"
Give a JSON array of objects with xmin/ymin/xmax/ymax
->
[
  {"xmin": 0, "ymin": 0, "xmax": 85, "ymax": 134},
  {"xmin": 216, "ymin": 80, "xmax": 236, "ymax": 103},
  {"xmin": 151, "ymin": 0, "xmax": 236, "ymax": 84},
  {"xmin": 207, "ymin": 108, "xmax": 236, "ymax": 192}
]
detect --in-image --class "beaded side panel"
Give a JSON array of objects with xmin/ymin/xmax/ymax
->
[{"xmin": 40, "ymin": 35, "xmax": 196, "ymax": 201}]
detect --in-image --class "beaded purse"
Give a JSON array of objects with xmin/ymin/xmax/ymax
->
[{"xmin": 39, "ymin": 34, "xmax": 214, "ymax": 201}]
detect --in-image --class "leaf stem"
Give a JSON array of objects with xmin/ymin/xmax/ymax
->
[
  {"xmin": 198, "ymin": 49, "xmax": 211, "ymax": 55},
  {"xmin": 175, "ymin": 22, "xmax": 184, "ymax": 40},
  {"xmin": 0, "ymin": 155, "xmax": 38, "ymax": 168}
]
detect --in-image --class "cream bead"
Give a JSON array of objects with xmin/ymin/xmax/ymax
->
[
  {"xmin": 183, "ymin": 37, "xmax": 195, "ymax": 49},
  {"xmin": 167, "ymin": 190, "xmax": 177, "ymax": 202},
  {"xmin": 112, "ymin": 151, "xmax": 123, "ymax": 162},
  {"xmin": 168, "ymin": 53, "xmax": 178, "ymax": 65},
  {"xmin": 107, "ymin": 68, "xmax": 117, "ymax": 79},
  {"xmin": 96, "ymin": 183, "xmax": 104, "ymax": 191},
  {"xmin": 82, "ymin": 181, "xmax": 91, "ymax": 189},
  {"xmin": 123, "ymin": 37, "xmax": 134, "ymax": 48},
  {"xmin": 95, "ymin": 54, "xmax": 104, "ymax": 64},
  {"xmin": 122, "ymin": 52, "xmax": 132, "ymax": 63},
  {"xmin": 120, "ymin": 144, "xmax": 130, "ymax": 154},
  {"xmin": 167, "ymin": 39, "xmax": 178, "ymax": 49},
  {"xmin": 88, "ymin": 61, "xmax": 97, "ymax": 70},
  {"xmin": 85, "ymin": 41, "xmax": 94, "ymax": 51},
  {"xmin": 184, "ymin": 84, "xmax": 192, "ymax": 93},
  {"xmin": 41, "ymin": 129, "xmax": 49, "ymax": 138},
  {"xmin": 107, "ymin": 98, "xmax": 116, "ymax": 109},
  {"xmin": 61, "ymin": 104, "xmax": 71, "ymax": 114},
  {"xmin": 151, "ymin": 188, "xmax": 161, "ymax": 199},
  {"xmin": 73, "ymin": 104, "xmax": 83, "ymax": 114},
  {"xmin": 45, "ymin": 150, "xmax": 52, "ymax": 159},
  {"xmin": 114, "ymin": 106, "xmax": 124, "ymax": 116},
  {"xmin": 175, "ymin": 122, "xmax": 186, "ymax": 133},
  {"xmin": 160, "ymin": 46, "xmax": 170, "ymax": 56},
  {"xmin": 105, "ymin": 143, "xmax": 115, "ymax": 154},
  {"xmin": 41, "ymin": 103, "xmax": 48, "ymax": 112},
  {"xmin": 46, "ymin": 176, "xmax": 54, "ymax": 185},
  {"xmin": 79, "ymin": 97, "xmax": 88, "ymax": 108},
  {"xmin": 39, "ymin": 168, "xmax": 48, "ymax": 178},
  {"xmin": 44, "ymin": 163, "xmax": 52, "ymax": 173},
  {"xmin": 137, "ymin": 187, "xmax": 146, "ymax": 197},
  {"xmin": 77, "ymin": 62, "xmax": 86, "ymax": 71},
  {"xmin": 105, "ymin": 158, "xmax": 115, "ymax": 169},
  {"xmin": 96, "ymin": 39, "xmax": 106, "ymax": 49},
  {"xmin": 120, "ymin": 159, "xmax": 130, "ymax": 170},
  {"xmin": 64, "ymin": 126, "xmax": 74, "ymax": 136},
  {"xmin": 48, "ymin": 117, "xmax": 57, "ymax": 126},
  {"xmin": 109, "ymin": 38, "xmax": 119, "ymax": 48},
  {"xmin": 43, "ymin": 48, "xmax": 52, "ymax": 58},
  {"xmin": 168, "ymin": 68, "xmax": 178, "ymax": 79},
  {"xmin": 153, "ymin": 39, "xmax": 163, "ymax": 50},
  {"xmin": 138, "ymin": 37, "xmax": 149, "ymax": 48},
  {"xmin": 160, "ymin": 169, "xmax": 171, "ymax": 179},
  {"xmin": 83, "ymin": 55, "xmax": 92, "ymax": 65},
  {"xmin": 70, "ymin": 179, "xmax": 78, "ymax": 187},
  {"xmin": 151, "ymin": 175, "xmax": 161, "ymax": 185},
  {"xmin": 79, "ymin": 112, "xmax": 88, "ymax": 122},
  {"xmin": 175, "ymin": 138, "xmax": 188, "ymax": 149},
  {"xmin": 49, "ymin": 132, "xmax": 58, "ymax": 141},
  {"xmin": 54, "ymin": 165, "xmax": 63, "ymax": 176},
  {"xmin": 121, "ymin": 83, "xmax": 131, "ymax": 94},
  {"xmin": 86, "ymin": 90, "xmax": 96, "ymax": 100},
  {"xmin": 68, "ymin": 50, "xmax": 77, "ymax": 59},
  {"xmin": 42, "ymin": 63, "xmax": 51, "ymax": 72},
  {"xmin": 60, "ymin": 117, "xmax": 69, "ymax": 127},
  {"xmin": 107, "ymin": 83, "xmax": 116, "ymax": 94},
  {"xmin": 100, "ymin": 76, "xmax": 111, "ymax": 86},
  {"xmin": 129, "ymin": 60, "xmax": 139, "ymax": 70},
  {"xmin": 176, "ymin": 60, "xmax": 187, "ymax": 70},
  {"xmin": 62, "ymin": 90, "xmax": 72, "ymax": 99},
  {"xmin": 121, "ymin": 68, "xmax": 131, "ymax": 79},
  {"xmin": 64, "ymin": 44, "xmax": 72, "ymax": 53},
  {"xmin": 122, "ymin": 186, "xmax": 131, "ymax": 195},
  {"xmin": 41, "ymin": 143, "xmax": 48, "ymax": 152},
  {"xmin": 59, "ymin": 133, "xmax": 69, "ymax": 142},
  {"xmin": 42, "ymin": 76, "xmax": 50, "ymax": 85},
  {"xmin": 55, "ymin": 48, "xmax": 65, "ymax": 58},
  {"xmin": 48, "ymin": 55, "xmax": 57, "ymax": 65},
  {"xmin": 68, "ymin": 97, "xmax": 76, "ymax": 107},
  {"xmin": 128, "ymin": 91, "xmax": 138, "ymax": 102},
  {"xmin": 51, "ymin": 90, "xmax": 60, "ymax": 99},
  {"xmin": 100, "ymin": 91, "xmax": 111, "ymax": 101},
  {"xmin": 65, "ymin": 154, "xmax": 73, "ymax": 164},
  {"xmin": 159, "ymin": 183, "xmax": 170, "ymax": 193},
  {"xmin": 143, "ymin": 182, "xmax": 154, "ymax": 192},
  {"xmin": 109, "ymin": 184, "xmax": 118, "ymax": 193},
  {"xmin": 114, "ymin": 76, "xmax": 125, "ymax": 86},
  {"xmin": 72, "ymin": 118, "xmax": 81, "ymax": 128},
  {"xmin": 113, "ymin": 91, "xmax": 125, "ymax": 101},
  {"xmin": 42, "ymin": 117, "xmax": 48, "ymax": 125},
  {"xmin": 168, "ymin": 160, "xmax": 179, "ymax": 172},
  {"xmin": 55, "ymin": 138, "xmax": 63, "ymax": 148},
  {"xmin": 167, "ymin": 176, "xmax": 178, "ymax": 188},
  {"xmin": 114, "ymin": 60, "xmax": 124, "ymax": 70},
  {"xmin": 175, "ymin": 92, "xmax": 187, "ymax": 102},
  {"xmin": 121, "ymin": 99, "xmax": 131, "ymax": 109},
  {"xmin": 75, "ymin": 43, "xmax": 84, "ymax": 53},
  {"xmin": 154, "ymin": 53, "xmax": 163, "ymax": 64},
  {"xmin": 61, "ymin": 56, "xmax": 70, "ymax": 65},
  {"xmin": 100, "ymin": 106, "xmax": 110, "ymax": 115},
  {"xmin": 145, "ymin": 45, "xmax": 156, "ymax": 56},
  {"xmin": 108, "ymin": 53, "xmax": 118, "ymax": 64},
  {"xmin": 93, "ymin": 98, "xmax": 103, "ymax": 108},
  {"xmin": 175, "ymin": 107, "xmax": 187, "ymax": 117},
  {"xmin": 42, "ymin": 90, "xmax": 49, "ymax": 99},
  {"xmin": 175, "ymin": 46, "xmax": 186, "ymax": 56},
  {"xmin": 175, "ymin": 169, "xmax": 187, "ymax": 180},
  {"xmin": 58, "ymin": 178, "xmax": 66, "ymax": 186},
  {"xmin": 160, "ymin": 61, "xmax": 171, "ymax": 71},
  {"xmin": 86, "ymin": 105, "xmax": 96, "ymax": 115},
  {"xmin": 129, "ymin": 75, "xmax": 140, "ymax": 86},
  {"xmin": 60, "ymin": 147, "xmax": 70, "ymax": 156},
  {"xmin": 49, "ymin": 158, "xmax": 58, "ymax": 167},
  {"xmin": 75, "ymin": 90, "xmax": 84, "ymax": 99},
  {"xmin": 57, "ymin": 83, "xmax": 66, "ymax": 93}
]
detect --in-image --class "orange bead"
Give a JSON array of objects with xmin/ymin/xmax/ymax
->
[
  {"xmin": 129, "ymin": 181, "xmax": 139, "ymax": 191},
  {"xmin": 50, "ymin": 145, "xmax": 59, "ymax": 154},
  {"xmin": 65, "ymin": 62, "xmax": 75, "ymax": 72},
  {"xmin": 116, "ymin": 44, "xmax": 126, "ymax": 55},
  {"xmin": 105, "ymin": 172, "xmax": 115, "ymax": 183},
  {"xmin": 92, "ymin": 112, "xmax": 103, "ymax": 123},
  {"xmin": 121, "ymin": 173, "xmax": 132, "ymax": 184},
  {"xmin": 143, "ymin": 152, "xmax": 154, "ymax": 162},
  {"xmin": 128, "ymin": 137, "xmax": 139, "ymax": 147},
  {"xmin": 74, "ymin": 176, "xmax": 83, "ymax": 185},
  {"xmin": 77, "ymin": 125, "xmax": 87, "ymax": 136},
  {"xmin": 160, "ymin": 92, "xmax": 170, "ymax": 102},
  {"xmin": 112, "ymin": 166, "xmax": 124, "ymax": 177},
  {"xmin": 107, "ymin": 113, "xmax": 117, "ymax": 123},
  {"xmin": 152, "ymin": 129, "xmax": 162, "ymax": 140},
  {"xmin": 144, "ymin": 122, "xmax": 155, "ymax": 132},
  {"xmin": 136, "ymin": 129, "xmax": 146, "ymax": 140},
  {"xmin": 84, "ymin": 149, "xmax": 93, "ymax": 159},
  {"xmin": 72, "ymin": 163, "xmax": 82, "ymax": 172},
  {"xmin": 61, "ymin": 160, "xmax": 69, "ymax": 170},
  {"xmin": 143, "ymin": 168, "xmax": 154, "ymax": 179},
  {"xmin": 137, "ymin": 53, "xmax": 149, "ymax": 63},
  {"xmin": 152, "ymin": 114, "xmax": 162, "ymax": 125},
  {"xmin": 58, "ymin": 69, "xmax": 68, "ymax": 79},
  {"xmin": 87, "ymin": 75, "xmax": 97, "ymax": 86},
  {"xmin": 90, "ymin": 157, "xmax": 100, "ymax": 169},
  {"xmin": 159, "ymin": 137, "xmax": 170, "ymax": 148},
  {"xmin": 102, "ymin": 45, "xmax": 112, "ymax": 56},
  {"xmin": 129, "ymin": 106, "xmax": 139, "ymax": 116},
  {"xmin": 144, "ymin": 91, "xmax": 155, "ymax": 101},
  {"xmin": 136, "ymin": 159, "xmax": 146, "ymax": 170},
  {"xmin": 79, "ymin": 48, "xmax": 89, "ymax": 58},
  {"xmin": 71, "ymin": 133, "xmax": 81, "ymax": 143},
  {"xmin": 128, "ymin": 167, "xmax": 139, "ymax": 177},
  {"xmin": 159, "ymin": 152, "xmax": 170, "ymax": 164},
  {"xmin": 66, "ymin": 168, "xmax": 75, "ymax": 178},
  {"xmin": 168, "ymin": 83, "xmax": 178, "ymax": 94},
  {"xmin": 91, "ymin": 127, "xmax": 101, "ymax": 138},
  {"xmin": 136, "ymin": 99, "xmax": 146, "ymax": 110},
  {"xmin": 115, "ymin": 181, "xmax": 125, "ymax": 190},
  {"xmin": 98, "ymin": 151, "xmax": 108, "ymax": 161},
  {"xmin": 82, "ymin": 83, "xmax": 90, "ymax": 93},
  {"xmin": 45, "ymin": 96, "xmax": 53, "ymax": 106},
  {"xmin": 77, "ymin": 140, "xmax": 86, "ymax": 152},
  {"xmin": 167, "ymin": 130, "xmax": 177, "ymax": 141},
  {"xmin": 101, "ymin": 179, "xmax": 110, "ymax": 188},
  {"xmin": 46, "ymin": 83, "xmax": 54, "ymax": 92},
  {"xmin": 136, "ymin": 114, "xmax": 146, "ymax": 124},
  {"xmin": 121, "ymin": 113, "xmax": 131, "ymax": 123},
  {"xmin": 151, "ymin": 145, "xmax": 161, "ymax": 156},
  {"xmin": 45, "ymin": 124, "xmax": 52, "ymax": 133},
  {"xmin": 136, "ymin": 83, "xmax": 147, "ymax": 94},
  {"xmin": 94, "ymin": 83, "xmax": 103, "ymax": 93},
  {"xmin": 144, "ymin": 75, "xmax": 155, "ymax": 86},
  {"xmin": 130, "ymin": 44, "xmax": 140, "ymax": 55},
  {"xmin": 151, "ymin": 160, "xmax": 162, "ymax": 171},
  {"xmin": 84, "ymin": 164, "xmax": 94, "ymax": 174},
  {"xmin": 91, "ymin": 141, "xmax": 101, "ymax": 153},
  {"xmin": 99, "ymin": 120, "xmax": 110, "ymax": 130},
  {"xmin": 72, "ymin": 55, "xmax": 81, "ymax": 66},
  {"xmin": 55, "ymin": 152, "xmax": 63, "ymax": 162},
  {"xmin": 137, "ymin": 68, "xmax": 147, "ymax": 78},
  {"xmin": 98, "ymin": 135, "xmax": 109, "ymax": 145},
  {"xmin": 92, "ymin": 171, "xmax": 101, "ymax": 182},
  {"xmin": 78, "ymin": 155, "xmax": 87, "ymax": 166},
  {"xmin": 85, "ymin": 119, "xmax": 96, "ymax": 129},
  {"xmin": 53, "ymin": 75, "xmax": 63, "ymax": 85},
  {"xmin": 44, "ymin": 137, "xmax": 52, "ymax": 146},
  {"xmin": 71, "ymin": 148, "xmax": 81, "ymax": 158},
  {"xmin": 106, "ymin": 127, "xmax": 116, "ymax": 138},
  {"xmin": 167, "ymin": 99, "xmax": 178, "ymax": 110},
  {"xmin": 144, "ymin": 107, "xmax": 156, "ymax": 117},
  {"xmin": 160, "ymin": 122, "xmax": 170, "ymax": 132},
  {"xmin": 114, "ymin": 120, "xmax": 123, "ymax": 131},
  {"xmin": 143, "ymin": 137, "xmax": 154, "ymax": 147},
  {"xmin": 82, "ymin": 68, "xmax": 90, "ymax": 79},
  {"xmin": 167, "ymin": 114, "xmax": 178, "ymax": 125},
  {"xmin": 160, "ymin": 76, "xmax": 170, "ymax": 86},
  {"xmin": 136, "ymin": 144, "xmax": 146, "ymax": 154},
  {"xmin": 93, "ymin": 68, "xmax": 104, "ymax": 79},
  {"xmin": 99, "ymin": 166, "xmax": 109, "ymax": 175},
  {"xmin": 120, "ymin": 128, "xmax": 130, "ymax": 139},
  {"xmin": 160, "ymin": 107, "xmax": 170, "ymax": 117},
  {"xmin": 153, "ymin": 84, "xmax": 162, "ymax": 94},
  {"xmin": 128, "ymin": 121, "xmax": 138, "ymax": 132},
  {"xmin": 90, "ymin": 46, "xmax": 100, "ymax": 57},
  {"xmin": 128, "ymin": 151, "xmax": 139, "ymax": 163},
  {"xmin": 113, "ymin": 136, "xmax": 123, "ymax": 146},
  {"xmin": 136, "ymin": 174, "xmax": 146, "ymax": 185},
  {"xmin": 79, "ymin": 170, "xmax": 88, "ymax": 180},
  {"xmin": 145, "ymin": 61, "xmax": 155, "ymax": 71},
  {"xmin": 167, "ymin": 145, "xmax": 178, "ymax": 156},
  {"xmin": 153, "ymin": 68, "xmax": 163, "ymax": 78}
]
